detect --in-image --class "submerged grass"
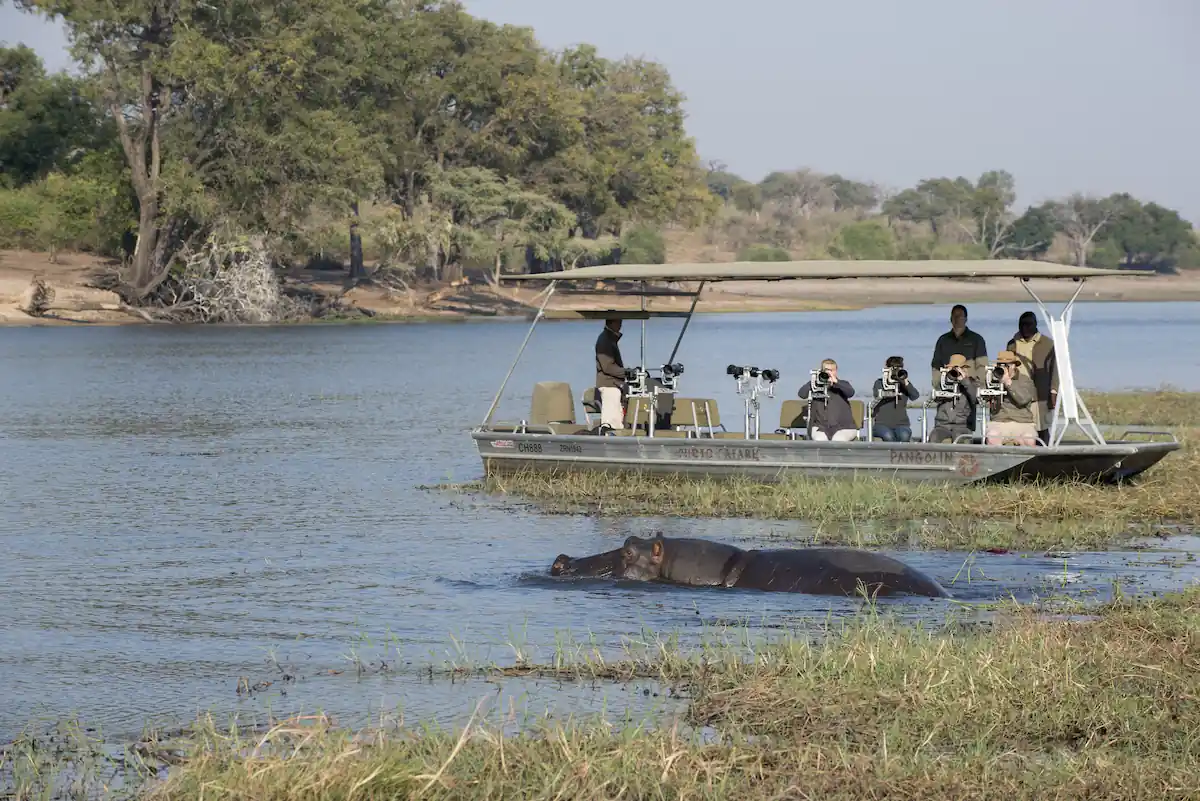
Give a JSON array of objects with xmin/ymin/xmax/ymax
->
[
  {"xmin": 464, "ymin": 390, "xmax": 1200, "ymax": 551},
  {"xmin": 125, "ymin": 587, "xmax": 1200, "ymax": 800}
]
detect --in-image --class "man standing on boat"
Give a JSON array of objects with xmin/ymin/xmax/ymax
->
[
  {"xmin": 595, "ymin": 318, "xmax": 627, "ymax": 430},
  {"xmin": 1006, "ymin": 311, "xmax": 1058, "ymax": 446},
  {"xmin": 930, "ymin": 304, "xmax": 988, "ymax": 431},
  {"xmin": 798, "ymin": 358, "xmax": 859, "ymax": 441}
]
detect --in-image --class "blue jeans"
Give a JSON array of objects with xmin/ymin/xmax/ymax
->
[{"xmin": 873, "ymin": 425, "xmax": 913, "ymax": 442}]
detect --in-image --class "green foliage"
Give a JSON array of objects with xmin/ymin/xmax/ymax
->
[
  {"xmin": 0, "ymin": 44, "xmax": 108, "ymax": 187},
  {"xmin": 737, "ymin": 243, "xmax": 792, "ymax": 262},
  {"xmin": 1096, "ymin": 194, "xmax": 1195, "ymax": 272},
  {"xmin": 619, "ymin": 224, "xmax": 666, "ymax": 264},
  {"xmin": 1003, "ymin": 203, "xmax": 1056, "ymax": 259},
  {"xmin": 828, "ymin": 220, "xmax": 895, "ymax": 259}
]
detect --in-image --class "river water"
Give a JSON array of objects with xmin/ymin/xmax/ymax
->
[{"xmin": 1, "ymin": 300, "xmax": 1198, "ymax": 742}]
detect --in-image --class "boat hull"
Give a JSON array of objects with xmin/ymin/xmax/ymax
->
[{"xmin": 472, "ymin": 430, "xmax": 1179, "ymax": 486}]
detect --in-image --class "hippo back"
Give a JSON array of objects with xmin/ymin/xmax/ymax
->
[
  {"xmin": 732, "ymin": 547, "xmax": 950, "ymax": 598},
  {"xmin": 659, "ymin": 537, "xmax": 745, "ymax": 586}
]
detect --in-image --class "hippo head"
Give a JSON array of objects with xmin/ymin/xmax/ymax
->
[
  {"xmin": 618, "ymin": 534, "xmax": 667, "ymax": 581},
  {"xmin": 549, "ymin": 548, "xmax": 621, "ymax": 578}
]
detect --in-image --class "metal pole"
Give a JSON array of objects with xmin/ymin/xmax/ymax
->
[
  {"xmin": 481, "ymin": 280, "xmax": 557, "ymax": 427},
  {"xmin": 667, "ymin": 281, "xmax": 705, "ymax": 365},
  {"xmin": 640, "ymin": 281, "xmax": 646, "ymax": 368}
]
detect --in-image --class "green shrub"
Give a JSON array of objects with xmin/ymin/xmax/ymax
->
[
  {"xmin": 828, "ymin": 220, "xmax": 896, "ymax": 259},
  {"xmin": 619, "ymin": 224, "xmax": 666, "ymax": 264},
  {"xmin": 737, "ymin": 243, "xmax": 791, "ymax": 261}
]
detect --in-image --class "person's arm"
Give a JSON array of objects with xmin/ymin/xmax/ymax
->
[
  {"xmin": 930, "ymin": 336, "xmax": 945, "ymax": 389},
  {"xmin": 971, "ymin": 335, "xmax": 989, "ymax": 383},
  {"xmin": 1047, "ymin": 343, "xmax": 1060, "ymax": 407},
  {"xmin": 904, "ymin": 380, "xmax": 920, "ymax": 401},
  {"xmin": 833, "ymin": 380, "xmax": 854, "ymax": 399},
  {"xmin": 962, "ymin": 378, "xmax": 978, "ymax": 404},
  {"xmin": 1007, "ymin": 375, "xmax": 1035, "ymax": 407},
  {"xmin": 872, "ymin": 378, "xmax": 885, "ymax": 404}
]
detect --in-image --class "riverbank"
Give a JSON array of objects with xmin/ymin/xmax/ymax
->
[
  {"xmin": 4, "ymin": 248, "xmax": 1200, "ymax": 326},
  {"xmin": 9, "ymin": 587, "xmax": 1198, "ymax": 799},
  {"xmin": 457, "ymin": 390, "xmax": 1199, "ymax": 551}
]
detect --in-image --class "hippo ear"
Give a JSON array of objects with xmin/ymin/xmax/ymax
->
[{"xmin": 651, "ymin": 539, "xmax": 663, "ymax": 564}]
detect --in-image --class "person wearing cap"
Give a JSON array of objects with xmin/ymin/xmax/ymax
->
[
  {"xmin": 985, "ymin": 350, "xmax": 1038, "ymax": 446},
  {"xmin": 928, "ymin": 353, "xmax": 978, "ymax": 443},
  {"xmin": 1006, "ymin": 311, "xmax": 1059, "ymax": 446},
  {"xmin": 595, "ymin": 318, "xmax": 626, "ymax": 430}
]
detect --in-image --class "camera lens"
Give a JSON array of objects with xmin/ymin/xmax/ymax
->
[
  {"xmin": 763, "ymin": 369, "xmax": 780, "ymax": 382},
  {"xmin": 897, "ymin": 369, "xmax": 908, "ymax": 380},
  {"xmin": 726, "ymin": 364, "xmax": 739, "ymax": 376},
  {"xmin": 818, "ymin": 370, "xmax": 830, "ymax": 382}
]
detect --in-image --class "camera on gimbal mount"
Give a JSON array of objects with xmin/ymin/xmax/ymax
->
[{"xmin": 880, "ymin": 366, "xmax": 908, "ymax": 395}]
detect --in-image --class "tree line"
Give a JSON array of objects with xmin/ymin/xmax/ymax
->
[
  {"xmin": 1, "ymin": 0, "xmax": 1196, "ymax": 318},
  {"xmin": 704, "ymin": 166, "xmax": 1198, "ymax": 272}
]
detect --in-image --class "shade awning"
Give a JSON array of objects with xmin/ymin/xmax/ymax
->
[{"xmin": 501, "ymin": 259, "xmax": 1137, "ymax": 283}]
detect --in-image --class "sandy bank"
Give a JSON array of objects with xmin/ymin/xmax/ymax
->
[{"xmin": 2, "ymin": 249, "xmax": 1197, "ymax": 326}]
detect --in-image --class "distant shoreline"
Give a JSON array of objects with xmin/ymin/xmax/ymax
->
[{"xmin": 3, "ymin": 248, "xmax": 1199, "ymax": 326}]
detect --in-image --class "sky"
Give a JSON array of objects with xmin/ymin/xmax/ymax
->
[{"xmin": 3, "ymin": 0, "xmax": 1198, "ymax": 222}]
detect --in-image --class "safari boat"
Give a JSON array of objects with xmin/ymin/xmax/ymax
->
[{"xmin": 471, "ymin": 261, "xmax": 1181, "ymax": 486}]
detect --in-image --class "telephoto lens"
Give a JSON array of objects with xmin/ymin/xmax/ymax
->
[
  {"xmin": 896, "ymin": 368, "xmax": 908, "ymax": 381},
  {"xmin": 817, "ymin": 370, "xmax": 830, "ymax": 383},
  {"xmin": 762, "ymin": 368, "xmax": 780, "ymax": 382},
  {"xmin": 726, "ymin": 364, "xmax": 740, "ymax": 376}
]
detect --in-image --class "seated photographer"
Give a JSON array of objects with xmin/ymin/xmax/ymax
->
[
  {"xmin": 928, "ymin": 354, "xmax": 978, "ymax": 444},
  {"xmin": 797, "ymin": 358, "xmax": 858, "ymax": 441},
  {"xmin": 985, "ymin": 350, "xmax": 1038, "ymax": 446},
  {"xmin": 594, "ymin": 318, "xmax": 626, "ymax": 430},
  {"xmin": 871, "ymin": 355, "xmax": 920, "ymax": 442}
]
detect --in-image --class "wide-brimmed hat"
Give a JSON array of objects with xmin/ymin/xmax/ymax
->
[
  {"xmin": 945, "ymin": 354, "xmax": 969, "ymax": 369},
  {"xmin": 995, "ymin": 350, "xmax": 1020, "ymax": 364}
]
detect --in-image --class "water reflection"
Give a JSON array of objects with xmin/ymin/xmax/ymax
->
[{"xmin": 0, "ymin": 301, "xmax": 1196, "ymax": 741}]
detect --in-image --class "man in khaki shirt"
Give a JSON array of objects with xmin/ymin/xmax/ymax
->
[{"xmin": 1006, "ymin": 311, "xmax": 1059, "ymax": 445}]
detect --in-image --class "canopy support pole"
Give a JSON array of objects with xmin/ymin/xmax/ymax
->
[
  {"xmin": 667, "ymin": 281, "xmax": 705, "ymax": 365},
  {"xmin": 1020, "ymin": 278, "xmax": 1104, "ymax": 446},
  {"xmin": 481, "ymin": 280, "xmax": 557, "ymax": 427},
  {"xmin": 640, "ymin": 281, "xmax": 647, "ymax": 368}
]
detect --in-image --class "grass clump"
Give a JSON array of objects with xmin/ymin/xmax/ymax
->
[
  {"xmin": 469, "ymin": 390, "xmax": 1199, "ymax": 551},
  {"xmin": 136, "ymin": 588, "xmax": 1200, "ymax": 800}
]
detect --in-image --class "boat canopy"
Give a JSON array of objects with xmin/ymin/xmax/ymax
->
[{"xmin": 500, "ymin": 259, "xmax": 1134, "ymax": 284}]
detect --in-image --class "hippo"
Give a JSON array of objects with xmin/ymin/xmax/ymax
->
[
  {"xmin": 556, "ymin": 534, "xmax": 952, "ymax": 599},
  {"xmin": 550, "ymin": 547, "xmax": 622, "ymax": 578}
]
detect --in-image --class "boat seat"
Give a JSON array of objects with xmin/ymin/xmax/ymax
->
[
  {"xmin": 548, "ymin": 422, "xmax": 590, "ymax": 435},
  {"xmin": 774, "ymin": 399, "xmax": 809, "ymax": 440},
  {"xmin": 582, "ymin": 387, "xmax": 600, "ymax": 415},
  {"xmin": 669, "ymin": 398, "xmax": 724, "ymax": 436},
  {"xmin": 530, "ymin": 381, "xmax": 577, "ymax": 426},
  {"xmin": 849, "ymin": 399, "xmax": 865, "ymax": 431}
]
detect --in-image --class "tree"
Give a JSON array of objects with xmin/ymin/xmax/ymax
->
[
  {"xmin": 1097, "ymin": 194, "xmax": 1195, "ymax": 272},
  {"xmin": 825, "ymin": 174, "xmax": 879, "ymax": 214},
  {"xmin": 16, "ymin": 0, "xmax": 384, "ymax": 301},
  {"xmin": 1045, "ymin": 193, "xmax": 1114, "ymax": 267},
  {"xmin": 882, "ymin": 177, "xmax": 974, "ymax": 238},
  {"xmin": 1002, "ymin": 203, "xmax": 1056, "ymax": 259},
  {"xmin": 0, "ymin": 45, "xmax": 106, "ymax": 187},
  {"xmin": 758, "ymin": 169, "xmax": 834, "ymax": 219},
  {"xmin": 964, "ymin": 169, "xmax": 1017, "ymax": 257}
]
